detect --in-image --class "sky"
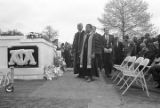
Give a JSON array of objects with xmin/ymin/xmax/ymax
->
[{"xmin": 0, "ymin": 0, "xmax": 160, "ymax": 43}]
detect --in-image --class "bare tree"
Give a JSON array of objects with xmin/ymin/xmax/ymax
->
[
  {"xmin": 98, "ymin": 0, "xmax": 156, "ymax": 37},
  {"xmin": 43, "ymin": 25, "xmax": 58, "ymax": 41}
]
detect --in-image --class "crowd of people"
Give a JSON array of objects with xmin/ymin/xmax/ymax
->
[{"xmin": 72, "ymin": 23, "xmax": 160, "ymax": 86}]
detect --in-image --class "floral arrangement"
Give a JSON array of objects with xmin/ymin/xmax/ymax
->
[
  {"xmin": 43, "ymin": 65, "xmax": 64, "ymax": 80},
  {"xmin": 43, "ymin": 50, "xmax": 66, "ymax": 80},
  {"xmin": 54, "ymin": 56, "xmax": 66, "ymax": 67}
]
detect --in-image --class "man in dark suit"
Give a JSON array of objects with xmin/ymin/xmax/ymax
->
[
  {"xmin": 72, "ymin": 23, "xmax": 85, "ymax": 77},
  {"xmin": 113, "ymin": 37, "xmax": 124, "ymax": 65},
  {"xmin": 102, "ymin": 28, "xmax": 114, "ymax": 77},
  {"xmin": 122, "ymin": 35, "xmax": 131, "ymax": 58},
  {"xmin": 92, "ymin": 26, "xmax": 103, "ymax": 76}
]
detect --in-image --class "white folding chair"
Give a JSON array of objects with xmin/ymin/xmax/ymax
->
[
  {"xmin": 119, "ymin": 57, "xmax": 144, "ymax": 89},
  {"xmin": 121, "ymin": 58, "xmax": 150, "ymax": 97},
  {"xmin": 112, "ymin": 56, "xmax": 131, "ymax": 80},
  {"xmin": 114, "ymin": 56, "xmax": 137, "ymax": 84},
  {"xmin": 113, "ymin": 56, "xmax": 131, "ymax": 70},
  {"xmin": 112, "ymin": 56, "xmax": 132, "ymax": 82}
]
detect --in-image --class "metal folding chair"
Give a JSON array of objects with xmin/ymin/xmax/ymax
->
[
  {"xmin": 120, "ymin": 58, "xmax": 150, "ymax": 96},
  {"xmin": 112, "ymin": 56, "xmax": 131, "ymax": 79},
  {"xmin": 113, "ymin": 56, "xmax": 137, "ymax": 84},
  {"xmin": 119, "ymin": 57, "xmax": 144, "ymax": 89},
  {"xmin": 112, "ymin": 56, "xmax": 131, "ymax": 81}
]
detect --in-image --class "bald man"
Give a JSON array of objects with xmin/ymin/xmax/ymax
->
[{"xmin": 72, "ymin": 23, "xmax": 85, "ymax": 78}]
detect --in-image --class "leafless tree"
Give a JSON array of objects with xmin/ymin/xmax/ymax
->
[
  {"xmin": 98, "ymin": 0, "xmax": 157, "ymax": 38},
  {"xmin": 43, "ymin": 25, "xmax": 58, "ymax": 41}
]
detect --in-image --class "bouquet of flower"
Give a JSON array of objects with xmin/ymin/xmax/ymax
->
[
  {"xmin": 43, "ymin": 65, "xmax": 58, "ymax": 80},
  {"xmin": 54, "ymin": 56, "xmax": 66, "ymax": 70},
  {"xmin": 43, "ymin": 64, "xmax": 65, "ymax": 80}
]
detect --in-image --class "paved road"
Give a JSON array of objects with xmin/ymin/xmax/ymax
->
[{"xmin": 0, "ymin": 69, "xmax": 160, "ymax": 108}]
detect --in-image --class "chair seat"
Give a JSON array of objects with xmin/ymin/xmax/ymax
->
[
  {"xmin": 119, "ymin": 67, "xmax": 129, "ymax": 71},
  {"xmin": 113, "ymin": 65, "xmax": 121, "ymax": 70},
  {"xmin": 123, "ymin": 70, "xmax": 144, "ymax": 78}
]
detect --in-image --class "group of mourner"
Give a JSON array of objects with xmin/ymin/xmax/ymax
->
[{"xmin": 72, "ymin": 23, "xmax": 160, "ymax": 87}]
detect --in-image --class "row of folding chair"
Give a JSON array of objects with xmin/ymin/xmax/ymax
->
[{"xmin": 112, "ymin": 56, "xmax": 150, "ymax": 97}]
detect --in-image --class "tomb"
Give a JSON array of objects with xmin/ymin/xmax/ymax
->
[{"xmin": 0, "ymin": 36, "xmax": 56, "ymax": 79}]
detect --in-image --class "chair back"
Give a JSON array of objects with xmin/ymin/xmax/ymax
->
[
  {"xmin": 139, "ymin": 58, "xmax": 150, "ymax": 70},
  {"xmin": 127, "ymin": 56, "xmax": 136, "ymax": 67},
  {"xmin": 123, "ymin": 56, "xmax": 136, "ymax": 70},
  {"xmin": 130, "ymin": 57, "xmax": 144, "ymax": 70},
  {"xmin": 135, "ymin": 58, "xmax": 150, "ymax": 74},
  {"xmin": 135, "ymin": 57, "xmax": 144, "ymax": 64},
  {"xmin": 121, "ymin": 56, "xmax": 131, "ymax": 67}
]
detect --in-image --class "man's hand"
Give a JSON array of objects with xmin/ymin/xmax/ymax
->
[
  {"xmin": 104, "ymin": 48, "xmax": 112, "ymax": 53},
  {"xmin": 108, "ymin": 48, "xmax": 112, "ymax": 53},
  {"xmin": 104, "ymin": 48, "xmax": 108, "ymax": 53}
]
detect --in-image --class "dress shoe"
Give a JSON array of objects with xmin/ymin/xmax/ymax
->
[
  {"xmin": 76, "ymin": 75, "xmax": 84, "ymax": 78},
  {"xmin": 86, "ymin": 79, "xmax": 92, "ymax": 82},
  {"xmin": 86, "ymin": 77, "xmax": 94, "ymax": 82}
]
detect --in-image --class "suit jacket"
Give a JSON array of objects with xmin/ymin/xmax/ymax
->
[
  {"xmin": 92, "ymin": 33, "xmax": 103, "ymax": 54},
  {"xmin": 113, "ymin": 41, "xmax": 124, "ymax": 64},
  {"xmin": 102, "ymin": 34, "xmax": 114, "ymax": 65},
  {"xmin": 102, "ymin": 34, "xmax": 114, "ymax": 50},
  {"xmin": 72, "ymin": 31, "xmax": 85, "ymax": 55}
]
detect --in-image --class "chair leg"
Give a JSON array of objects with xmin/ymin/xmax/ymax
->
[
  {"xmin": 113, "ymin": 72, "xmax": 121, "ymax": 82},
  {"xmin": 143, "ymin": 77, "xmax": 150, "ymax": 97},
  {"xmin": 111, "ymin": 71, "xmax": 117, "ymax": 80},
  {"xmin": 122, "ymin": 77, "xmax": 137, "ymax": 95},
  {"xmin": 120, "ymin": 76, "xmax": 131, "ymax": 90},
  {"xmin": 140, "ymin": 78, "xmax": 145, "ymax": 91},
  {"xmin": 116, "ymin": 75, "xmax": 124, "ymax": 85},
  {"xmin": 111, "ymin": 70, "xmax": 119, "ymax": 80},
  {"xmin": 136, "ymin": 78, "xmax": 144, "ymax": 90},
  {"xmin": 111, "ymin": 75, "xmax": 115, "ymax": 80},
  {"xmin": 147, "ymin": 74, "xmax": 152, "ymax": 82}
]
